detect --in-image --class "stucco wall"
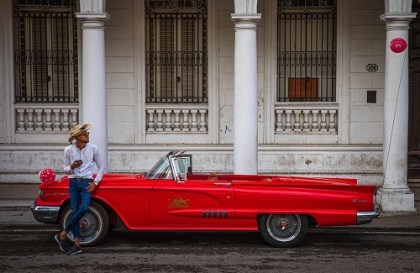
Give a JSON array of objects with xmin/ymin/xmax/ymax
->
[
  {"xmin": 218, "ymin": 0, "xmax": 235, "ymax": 145},
  {"xmin": 349, "ymin": 0, "xmax": 386, "ymax": 144},
  {"xmin": 105, "ymin": 0, "xmax": 136, "ymax": 144}
]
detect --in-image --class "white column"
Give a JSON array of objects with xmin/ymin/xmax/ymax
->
[
  {"xmin": 231, "ymin": 11, "xmax": 261, "ymax": 175},
  {"xmin": 380, "ymin": 10, "xmax": 416, "ymax": 211},
  {"xmin": 76, "ymin": 12, "xmax": 110, "ymax": 172}
]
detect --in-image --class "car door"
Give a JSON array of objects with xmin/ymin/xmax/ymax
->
[{"xmin": 150, "ymin": 178, "xmax": 235, "ymax": 227}]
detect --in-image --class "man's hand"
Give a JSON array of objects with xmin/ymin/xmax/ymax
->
[
  {"xmin": 86, "ymin": 182, "xmax": 96, "ymax": 192},
  {"xmin": 71, "ymin": 160, "xmax": 83, "ymax": 169}
]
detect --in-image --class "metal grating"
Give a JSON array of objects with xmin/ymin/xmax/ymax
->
[
  {"xmin": 13, "ymin": 0, "xmax": 78, "ymax": 103},
  {"xmin": 146, "ymin": 0, "xmax": 208, "ymax": 103},
  {"xmin": 277, "ymin": 0, "xmax": 336, "ymax": 102}
]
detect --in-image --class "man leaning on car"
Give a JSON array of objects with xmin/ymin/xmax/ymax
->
[{"xmin": 54, "ymin": 124, "xmax": 105, "ymax": 255}]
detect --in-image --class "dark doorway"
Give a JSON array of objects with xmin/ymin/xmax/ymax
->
[{"xmin": 408, "ymin": 3, "xmax": 420, "ymax": 179}]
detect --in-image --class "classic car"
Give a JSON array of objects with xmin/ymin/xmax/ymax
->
[{"xmin": 32, "ymin": 151, "xmax": 380, "ymax": 248}]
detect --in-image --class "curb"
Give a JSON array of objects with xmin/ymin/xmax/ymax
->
[
  {"xmin": 0, "ymin": 206, "xmax": 32, "ymax": 212},
  {"xmin": 0, "ymin": 224, "xmax": 59, "ymax": 229},
  {"xmin": 310, "ymin": 226, "xmax": 420, "ymax": 232}
]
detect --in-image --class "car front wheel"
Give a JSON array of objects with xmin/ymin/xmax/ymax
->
[
  {"xmin": 258, "ymin": 214, "xmax": 308, "ymax": 248},
  {"xmin": 60, "ymin": 201, "xmax": 109, "ymax": 247}
]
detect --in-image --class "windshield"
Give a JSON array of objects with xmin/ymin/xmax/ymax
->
[
  {"xmin": 172, "ymin": 157, "xmax": 188, "ymax": 180},
  {"xmin": 145, "ymin": 157, "xmax": 173, "ymax": 179}
]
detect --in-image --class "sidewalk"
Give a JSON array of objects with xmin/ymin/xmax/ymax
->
[
  {"xmin": 0, "ymin": 183, "xmax": 44, "ymax": 227},
  {"xmin": 1, "ymin": 183, "xmax": 420, "ymax": 229}
]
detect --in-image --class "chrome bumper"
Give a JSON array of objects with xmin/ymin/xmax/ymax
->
[
  {"xmin": 356, "ymin": 210, "xmax": 380, "ymax": 225},
  {"xmin": 31, "ymin": 201, "xmax": 60, "ymax": 223}
]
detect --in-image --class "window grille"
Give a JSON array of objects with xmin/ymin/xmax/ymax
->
[
  {"xmin": 13, "ymin": 0, "xmax": 78, "ymax": 103},
  {"xmin": 146, "ymin": 0, "xmax": 208, "ymax": 103},
  {"xmin": 277, "ymin": 0, "xmax": 336, "ymax": 102}
]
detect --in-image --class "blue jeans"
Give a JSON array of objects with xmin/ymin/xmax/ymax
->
[{"xmin": 64, "ymin": 178, "xmax": 92, "ymax": 239}]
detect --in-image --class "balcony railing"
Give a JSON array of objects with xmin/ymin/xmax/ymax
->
[
  {"xmin": 275, "ymin": 104, "xmax": 338, "ymax": 133},
  {"xmin": 15, "ymin": 104, "xmax": 78, "ymax": 131},
  {"xmin": 146, "ymin": 105, "xmax": 208, "ymax": 132}
]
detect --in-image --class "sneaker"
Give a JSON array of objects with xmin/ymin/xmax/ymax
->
[
  {"xmin": 66, "ymin": 245, "xmax": 82, "ymax": 255},
  {"xmin": 54, "ymin": 234, "xmax": 68, "ymax": 252}
]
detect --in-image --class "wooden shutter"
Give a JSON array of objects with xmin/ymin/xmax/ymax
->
[
  {"xmin": 181, "ymin": 17, "xmax": 196, "ymax": 101},
  {"xmin": 288, "ymin": 78, "xmax": 317, "ymax": 101},
  {"xmin": 160, "ymin": 17, "xmax": 175, "ymax": 101},
  {"xmin": 30, "ymin": 15, "xmax": 48, "ymax": 101},
  {"xmin": 51, "ymin": 13, "xmax": 70, "ymax": 101}
]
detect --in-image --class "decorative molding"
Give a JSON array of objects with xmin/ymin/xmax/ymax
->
[{"xmin": 145, "ymin": 0, "xmax": 206, "ymax": 10}]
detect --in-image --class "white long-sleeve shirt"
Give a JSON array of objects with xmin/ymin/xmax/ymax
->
[{"xmin": 63, "ymin": 143, "xmax": 105, "ymax": 184}]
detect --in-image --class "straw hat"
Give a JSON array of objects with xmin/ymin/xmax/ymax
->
[{"xmin": 68, "ymin": 124, "xmax": 92, "ymax": 143}]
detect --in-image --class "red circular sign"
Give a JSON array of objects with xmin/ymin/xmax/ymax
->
[{"xmin": 390, "ymin": 38, "xmax": 407, "ymax": 53}]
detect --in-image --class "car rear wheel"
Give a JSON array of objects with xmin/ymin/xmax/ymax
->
[
  {"xmin": 258, "ymin": 214, "xmax": 308, "ymax": 248},
  {"xmin": 60, "ymin": 201, "xmax": 109, "ymax": 247}
]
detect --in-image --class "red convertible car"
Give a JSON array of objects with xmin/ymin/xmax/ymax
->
[{"xmin": 32, "ymin": 151, "xmax": 379, "ymax": 248}]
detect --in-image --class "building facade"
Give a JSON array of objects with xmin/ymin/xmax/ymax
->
[{"xmin": 0, "ymin": 0, "xmax": 419, "ymax": 211}]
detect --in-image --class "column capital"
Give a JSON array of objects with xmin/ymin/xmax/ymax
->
[
  {"xmin": 382, "ymin": 17, "xmax": 415, "ymax": 31},
  {"xmin": 231, "ymin": 14, "xmax": 261, "ymax": 22},
  {"xmin": 380, "ymin": 13, "xmax": 416, "ymax": 23},
  {"xmin": 76, "ymin": 13, "xmax": 110, "ymax": 29},
  {"xmin": 231, "ymin": 14, "xmax": 261, "ymax": 30},
  {"xmin": 75, "ymin": 12, "xmax": 111, "ymax": 22}
]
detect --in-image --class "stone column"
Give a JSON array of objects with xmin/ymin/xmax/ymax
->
[
  {"xmin": 76, "ymin": 1, "xmax": 110, "ymax": 172},
  {"xmin": 231, "ymin": 0, "xmax": 261, "ymax": 174},
  {"xmin": 380, "ymin": 0, "xmax": 416, "ymax": 211}
]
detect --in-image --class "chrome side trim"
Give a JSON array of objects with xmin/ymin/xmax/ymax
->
[
  {"xmin": 31, "ymin": 202, "xmax": 60, "ymax": 223},
  {"xmin": 357, "ymin": 211, "xmax": 380, "ymax": 225}
]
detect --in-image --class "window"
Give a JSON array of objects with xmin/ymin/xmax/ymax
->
[
  {"xmin": 146, "ymin": 0, "xmax": 207, "ymax": 103},
  {"xmin": 13, "ymin": 0, "xmax": 78, "ymax": 103},
  {"xmin": 277, "ymin": 0, "xmax": 336, "ymax": 102}
]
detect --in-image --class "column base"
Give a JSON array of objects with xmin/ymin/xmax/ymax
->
[{"xmin": 378, "ymin": 188, "xmax": 416, "ymax": 212}]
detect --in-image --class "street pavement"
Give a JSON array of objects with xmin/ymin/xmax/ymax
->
[{"xmin": 1, "ymin": 183, "xmax": 420, "ymax": 229}]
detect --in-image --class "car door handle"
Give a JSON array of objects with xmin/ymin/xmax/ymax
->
[{"xmin": 214, "ymin": 183, "xmax": 231, "ymax": 187}]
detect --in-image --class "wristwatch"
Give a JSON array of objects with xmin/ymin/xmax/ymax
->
[{"xmin": 93, "ymin": 181, "xmax": 99, "ymax": 186}]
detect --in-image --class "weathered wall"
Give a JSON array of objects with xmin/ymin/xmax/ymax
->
[{"xmin": 0, "ymin": 144, "xmax": 383, "ymax": 185}]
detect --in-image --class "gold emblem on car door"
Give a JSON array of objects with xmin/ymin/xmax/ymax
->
[{"xmin": 168, "ymin": 197, "xmax": 189, "ymax": 208}]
